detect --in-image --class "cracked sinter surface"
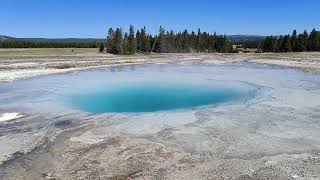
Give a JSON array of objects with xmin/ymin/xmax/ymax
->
[{"xmin": 0, "ymin": 62, "xmax": 320, "ymax": 179}]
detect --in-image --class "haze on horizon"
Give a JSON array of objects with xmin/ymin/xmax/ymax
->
[{"xmin": 1, "ymin": 0, "xmax": 319, "ymax": 38}]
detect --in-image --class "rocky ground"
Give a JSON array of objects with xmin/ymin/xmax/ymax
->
[
  {"xmin": 0, "ymin": 49, "xmax": 320, "ymax": 180},
  {"xmin": 1, "ymin": 49, "xmax": 320, "ymax": 82}
]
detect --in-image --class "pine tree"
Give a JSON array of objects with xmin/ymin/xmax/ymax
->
[
  {"xmin": 296, "ymin": 33, "xmax": 307, "ymax": 52},
  {"xmin": 263, "ymin": 36, "xmax": 273, "ymax": 52},
  {"xmin": 303, "ymin": 30, "xmax": 309, "ymax": 51},
  {"xmin": 190, "ymin": 31, "xmax": 197, "ymax": 52},
  {"xmin": 99, "ymin": 43, "xmax": 104, "ymax": 52},
  {"xmin": 127, "ymin": 25, "xmax": 136, "ymax": 54},
  {"xmin": 106, "ymin": 28, "xmax": 115, "ymax": 53},
  {"xmin": 181, "ymin": 29, "xmax": 189, "ymax": 52},
  {"xmin": 147, "ymin": 35, "xmax": 153, "ymax": 52},
  {"xmin": 113, "ymin": 28, "xmax": 123, "ymax": 54},
  {"xmin": 139, "ymin": 27, "xmax": 148, "ymax": 52},
  {"xmin": 153, "ymin": 26, "xmax": 167, "ymax": 53},
  {"xmin": 136, "ymin": 30, "xmax": 141, "ymax": 52},
  {"xmin": 197, "ymin": 28, "xmax": 201, "ymax": 52},
  {"xmin": 122, "ymin": 33, "xmax": 129, "ymax": 55},
  {"xmin": 291, "ymin": 30, "xmax": 298, "ymax": 52},
  {"xmin": 280, "ymin": 35, "xmax": 292, "ymax": 52},
  {"xmin": 309, "ymin": 29, "xmax": 319, "ymax": 51}
]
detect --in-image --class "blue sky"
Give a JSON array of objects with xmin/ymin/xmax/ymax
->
[{"xmin": 1, "ymin": 0, "xmax": 319, "ymax": 38}]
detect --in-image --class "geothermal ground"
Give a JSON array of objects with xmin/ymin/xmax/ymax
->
[
  {"xmin": 0, "ymin": 49, "xmax": 320, "ymax": 180},
  {"xmin": 0, "ymin": 49, "xmax": 320, "ymax": 82}
]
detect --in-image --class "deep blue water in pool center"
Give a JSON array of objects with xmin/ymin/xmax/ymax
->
[{"xmin": 67, "ymin": 82, "xmax": 255, "ymax": 113}]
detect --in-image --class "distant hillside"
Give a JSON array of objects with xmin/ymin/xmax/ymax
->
[
  {"xmin": 18, "ymin": 38, "xmax": 105, "ymax": 43},
  {"xmin": 227, "ymin": 35, "xmax": 266, "ymax": 42},
  {"xmin": 0, "ymin": 35, "xmax": 15, "ymax": 42},
  {"xmin": 0, "ymin": 35, "xmax": 105, "ymax": 43},
  {"xmin": 0, "ymin": 35, "xmax": 103, "ymax": 48}
]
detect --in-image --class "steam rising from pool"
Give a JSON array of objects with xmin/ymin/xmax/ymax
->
[{"xmin": 67, "ymin": 82, "xmax": 256, "ymax": 113}]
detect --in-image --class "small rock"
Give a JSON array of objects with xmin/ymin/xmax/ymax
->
[
  {"xmin": 43, "ymin": 173, "xmax": 57, "ymax": 180},
  {"xmin": 291, "ymin": 174, "xmax": 299, "ymax": 179},
  {"xmin": 311, "ymin": 156, "xmax": 318, "ymax": 160}
]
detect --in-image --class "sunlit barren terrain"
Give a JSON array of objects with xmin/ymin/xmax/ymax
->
[
  {"xmin": 1, "ymin": 49, "xmax": 320, "ymax": 82},
  {"xmin": 0, "ymin": 51, "xmax": 320, "ymax": 179}
]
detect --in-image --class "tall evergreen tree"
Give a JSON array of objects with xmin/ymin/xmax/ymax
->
[
  {"xmin": 263, "ymin": 36, "xmax": 274, "ymax": 52},
  {"xmin": 106, "ymin": 28, "xmax": 115, "ymax": 53},
  {"xmin": 197, "ymin": 28, "xmax": 202, "ymax": 52},
  {"xmin": 291, "ymin": 30, "xmax": 298, "ymax": 52},
  {"xmin": 113, "ymin": 28, "xmax": 123, "ymax": 54},
  {"xmin": 139, "ymin": 27, "xmax": 148, "ymax": 52},
  {"xmin": 136, "ymin": 30, "xmax": 141, "ymax": 51},
  {"xmin": 296, "ymin": 33, "xmax": 306, "ymax": 52},
  {"xmin": 303, "ymin": 30, "xmax": 309, "ymax": 51},
  {"xmin": 153, "ymin": 26, "xmax": 167, "ymax": 53},
  {"xmin": 279, "ymin": 35, "xmax": 292, "ymax": 52},
  {"xmin": 147, "ymin": 35, "xmax": 153, "ymax": 52},
  {"xmin": 122, "ymin": 33, "xmax": 129, "ymax": 55},
  {"xmin": 309, "ymin": 29, "xmax": 319, "ymax": 51},
  {"xmin": 127, "ymin": 25, "xmax": 136, "ymax": 54},
  {"xmin": 190, "ymin": 31, "xmax": 197, "ymax": 52}
]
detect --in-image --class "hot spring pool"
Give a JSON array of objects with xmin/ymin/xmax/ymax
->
[
  {"xmin": 66, "ymin": 82, "xmax": 255, "ymax": 113},
  {"xmin": 0, "ymin": 63, "xmax": 260, "ymax": 114}
]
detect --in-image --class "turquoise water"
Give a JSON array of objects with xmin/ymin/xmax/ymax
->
[{"xmin": 67, "ymin": 82, "xmax": 254, "ymax": 113}]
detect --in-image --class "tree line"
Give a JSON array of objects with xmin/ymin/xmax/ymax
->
[
  {"xmin": 2, "ymin": 27, "xmax": 319, "ymax": 54},
  {"xmin": 104, "ymin": 25, "xmax": 232, "ymax": 54},
  {"xmin": 262, "ymin": 29, "xmax": 320, "ymax": 52},
  {"xmin": 0, "ymin": 40, "xmax": 101, "ymax": 48}
]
